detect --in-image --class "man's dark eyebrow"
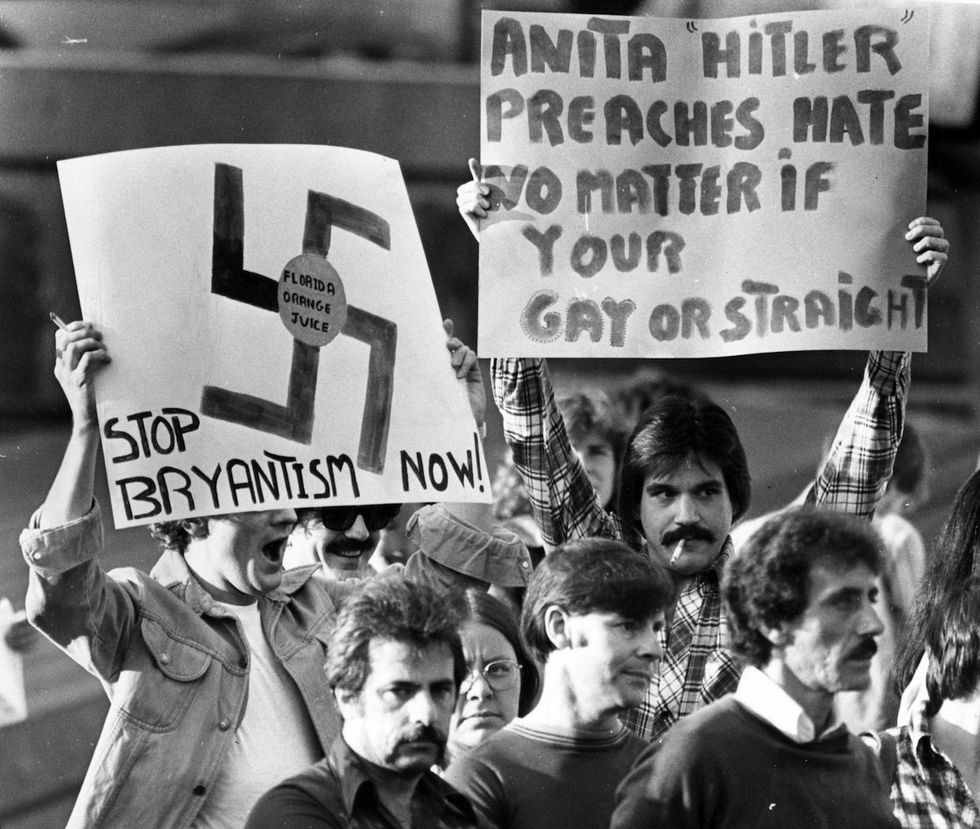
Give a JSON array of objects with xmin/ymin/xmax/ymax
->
[{"xmin": 385, "ymin": 680, "xmax": 421, "ymax": 691}]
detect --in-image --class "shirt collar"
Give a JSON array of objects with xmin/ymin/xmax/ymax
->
[
  {"xmin": 907, "ymin": 697, "xmax": 950, "ymax": 768},
  {"xmin": 735, "ymin": 665, "xmax": 846, "ymax": 743},
  {"xmin": 331, "ymin": 737, "xmax": 472, "ymax": 822},
  {"xmin": 908, "ymin": 697, "xmax": 931, "ymax": 747}
]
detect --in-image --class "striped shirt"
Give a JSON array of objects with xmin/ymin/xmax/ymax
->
[{"xmin": 491, "ymin": 351, "xmax": 909, "ymax": 740}]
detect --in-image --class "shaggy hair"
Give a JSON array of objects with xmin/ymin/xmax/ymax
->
[
  {"xmin": 723, "ymin": 507, "xmax": 883, "ymax": 668},
  {"xmin": 325, "ymin": 574, "xmax": 465, "ymax": 694},
  {"xmin": 619, "ymin": 394, "xmax": 751, "ymax": 537}
]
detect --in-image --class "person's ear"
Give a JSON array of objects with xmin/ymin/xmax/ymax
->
[
  {"xmin": 334, "ymin": 687, "xmax": 359, "ymax": 719},
  {"xmin": 181, "ymin": 518, "xmax": 209, "ymax": 540},
  {"xmin": 544, "ymin": 605, "xmax": 571, "ymax": 649},
  {"xmin": 179, "ymin": 518, "xmax": 211, "ymax": 549}
]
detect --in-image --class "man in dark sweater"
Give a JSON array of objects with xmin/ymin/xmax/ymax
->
[
  {"xmin": 445, "ymin": 538, "xmax": 674, "ymax": 829},
  {"xmin": 612, "ymin": 507, "xmax": 899, "ymax": 828}
]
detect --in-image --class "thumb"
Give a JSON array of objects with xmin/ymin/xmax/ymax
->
[
  {"xmin": 443, "ymin": 318, "xmax": 454, "ymax": 338},
  {"xmin": 468, "ymin": 157, "xmax": 482, "ymax": 183}
]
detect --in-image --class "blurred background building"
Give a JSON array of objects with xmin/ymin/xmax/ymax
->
[{"xmin": 0, "ymin": 2, "xmax": 978, "ymax": 825}]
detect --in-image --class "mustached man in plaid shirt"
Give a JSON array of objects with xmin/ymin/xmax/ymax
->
[
  {"xmin": 458, "ymin": 165, "xmax": 949, "ymax": 741},
  {"xmin": 881, "ymin": 577, "xmax": 980, "ymax": 828}
]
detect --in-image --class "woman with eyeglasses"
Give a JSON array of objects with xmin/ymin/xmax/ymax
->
[{"xmin": 445, "ymin": 589, "xmax": 540, "ymax": 768}]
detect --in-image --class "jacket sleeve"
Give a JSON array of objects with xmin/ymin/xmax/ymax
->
[{"xmin": 20, "ymin": 500, "xmax": 138, "ymax": 683}]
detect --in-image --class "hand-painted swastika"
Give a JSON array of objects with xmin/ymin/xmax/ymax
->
[{"xmin": 202, "ymin": 163, "xmax": 397, "ymax": 473}]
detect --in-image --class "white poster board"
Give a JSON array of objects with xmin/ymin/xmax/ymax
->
[
  {"xmin": 478, "ymin": 7, "xmax": 930, "ymax": 357},
  {"xmin": 0, "ymin": 599, "xmax": 27, "ymax": 727},
  {"xmin": 60, "ymin": 144, "xmax": 490, "ymax": 529}
]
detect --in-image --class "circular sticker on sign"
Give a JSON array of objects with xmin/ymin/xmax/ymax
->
[{"xmin": 278, "ymin": 253, "xmax": 348, "ymax": 347}]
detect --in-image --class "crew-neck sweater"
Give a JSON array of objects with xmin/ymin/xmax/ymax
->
[
  {"xmin": 445, "ymin": 718, "xmax": 647, "ymax": 829},
  {"xmin": 612, "ymin": 696, "xmax": 899, "ymax": 828}
]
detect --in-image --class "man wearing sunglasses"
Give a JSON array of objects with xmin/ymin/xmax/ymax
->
[
  {"xmin": 283, "ymin": 320, "xmax": 533, "ymax": 596},
  {"xmin": 286, "ymin": 503, "xmax": 402, "ymax": 580}
]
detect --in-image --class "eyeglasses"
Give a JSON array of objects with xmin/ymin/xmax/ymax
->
[
  {"xmin": 462, "ymin": 660, "xmax": 522, "ymax": 692},
  {"xmin": 318, "ymin": 504, "xmax": 401, "ymax": 532}
]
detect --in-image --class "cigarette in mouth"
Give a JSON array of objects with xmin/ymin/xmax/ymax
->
[{"xmin": 669, "ymin": 539, "xmax": 686, "ymax": 566}]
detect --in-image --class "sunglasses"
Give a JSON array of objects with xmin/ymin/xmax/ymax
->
[{"xmin": 318, "ymin": 504, "xmax": 401, "ymax": 532}]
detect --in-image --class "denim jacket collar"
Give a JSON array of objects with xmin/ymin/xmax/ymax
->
[{"xmin": 150, "ymin": 550, "xmax": 322, "ymax": 614}]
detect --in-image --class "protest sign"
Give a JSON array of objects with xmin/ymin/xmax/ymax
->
[
  {"xmin": 59, "ymin": 145, "xmax": 490, "ymax": 529},
  {"xmin": 0, "ymin": 599, "xmax": 27, "ymax": 727},
  {"xmin": 478, "ymin": 8, "xmax": 930, "ymax": 358}
]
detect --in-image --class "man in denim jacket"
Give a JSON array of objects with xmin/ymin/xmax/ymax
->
[{"xmin": 20, "ymin": 319, "xmax": 497, "ymax": 828}]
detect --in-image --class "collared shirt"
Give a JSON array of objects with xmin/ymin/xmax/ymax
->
[
  {"xmin": 735, "ymin": 665, "xmax": 846, "ymax": 744},
  {"xmin": 888, "ymin": 702, "xmax": 980, "ymax": 829},
  {"xmin": 245, "ymin": 736, "xmax": 478, "ymax": 829},
  {"xmin": 491, "ymin": 351, "xmax": 908, "ymax": 741}
]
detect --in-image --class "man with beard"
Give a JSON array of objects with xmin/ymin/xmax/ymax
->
[
  {"xmin": 246, "ymin": 576, "xmax": 478, "ymax": 829},
  {"xmin": 612, "ymin": 508, "xmax": 898, "ymax": 828},
  {"xmin": 444, "ymin": 538, "xmax": 675, "ymax": 829}
]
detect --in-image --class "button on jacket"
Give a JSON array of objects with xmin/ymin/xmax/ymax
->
[{"xmin": 21, "ymin": 501, "xmax": 354, "ymax": 829}]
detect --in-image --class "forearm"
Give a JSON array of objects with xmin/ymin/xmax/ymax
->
[
  {"xmin": 39, "ymin": 420, "xmax": 101, "ymax": 529},
  {"xmin": 809, "ymin": 350, "xmax": 909, "ymax": 517}
]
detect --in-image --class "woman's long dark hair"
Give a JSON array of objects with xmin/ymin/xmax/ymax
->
[
  {"xmin": 460, "ymin": 588, "xmax": 540, "ymax": 715},
  {"xmin": 894, "ymin": 469, "xmax": 980, "ymax": 691}
]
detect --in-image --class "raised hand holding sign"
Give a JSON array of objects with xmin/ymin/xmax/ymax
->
[{"xmin": 58, "ymin": 145, "xmax": 488, "ymax": 528}]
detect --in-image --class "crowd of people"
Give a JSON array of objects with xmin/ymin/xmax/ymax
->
[{"xmin": 16, "ymin": 159, "xmax": 973, "ymax": 829}]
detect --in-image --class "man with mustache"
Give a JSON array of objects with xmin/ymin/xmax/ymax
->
[
  {"xmin": 286, "ymin": 504, "xmax": 403, "ymax": 580},
  {"xmin": 247, "ymin": 576, "xmax": 478, "ymax": 829},
  {"xmin": 612, "ymin": 508, "xmax": 898, "ymax": 828},
  {"xmin": 459, "ymin": 175, "xmax": 948, "ymax": 740},
  {"xmin": 22, "ymin": 318, "xmax": 500, "ymax": 829},
  {"xmin": 445, "ymin": 538, "xmax": 675, "ymax": 829},
  {"xmin": 283, "ymin": 319, "xmax": 534, "ymax": 595}
]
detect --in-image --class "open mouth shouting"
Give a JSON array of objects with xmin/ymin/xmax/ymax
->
[{"xmin": 262, "ymin": 536, "xmax": 288, "ymax": 567}]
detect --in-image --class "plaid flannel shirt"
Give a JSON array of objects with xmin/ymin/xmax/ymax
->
[
  {"xmin": 887, "ymin": 703, "xmax": 980, "ymax": 828},
  {"xmin": 491, "ymin": 351, "xmax": 909, "ymax": 740}
]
